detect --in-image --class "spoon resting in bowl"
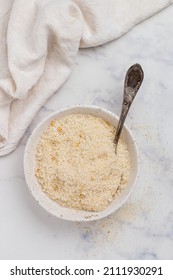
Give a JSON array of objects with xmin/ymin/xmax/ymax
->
[{"xmin": 114, "ymin": 63, "xmax": 144, "ymax": 152}]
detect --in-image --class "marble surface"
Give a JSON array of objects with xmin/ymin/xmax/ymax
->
[{"xmin": 0, "ymin": 6, "xmax": 173, "ymax": 260}]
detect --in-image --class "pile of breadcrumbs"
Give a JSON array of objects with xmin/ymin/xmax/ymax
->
[{"xmin": 35, "ymin": 114, "xmax": 131, "ymax": 212}]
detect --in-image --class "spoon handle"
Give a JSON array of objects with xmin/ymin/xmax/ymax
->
[{"xmin": 114, "ymin": 64, "xmax": 144, "ymax": 150}]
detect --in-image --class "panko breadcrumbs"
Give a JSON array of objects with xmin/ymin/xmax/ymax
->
[{"xmin": 35, "ymin": 114, "xmax": 131, "ymax": 212}]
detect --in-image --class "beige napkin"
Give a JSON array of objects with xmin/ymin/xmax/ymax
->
[{"xmin": 0, "ymin": 0, "xmax": 172, "ymax": 156}]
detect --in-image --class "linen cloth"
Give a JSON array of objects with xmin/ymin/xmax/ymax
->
[{"xmin": 0, "ymin": 0, "xmax": 172, "ymax": 155}]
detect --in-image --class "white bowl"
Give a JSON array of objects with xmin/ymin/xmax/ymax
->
[{"xmin": 24, "ymin": 105, "xmax": 139, "ymax": 222}]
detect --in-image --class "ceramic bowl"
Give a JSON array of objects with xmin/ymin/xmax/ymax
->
[{"xmin": 24, "ymin": 105, "xmax": 139, "ymax": 222}]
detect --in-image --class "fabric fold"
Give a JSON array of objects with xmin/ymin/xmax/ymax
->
[
  {"xmin": 0, "ymin": 94, "xmax": 11, "ymax": 150},
  {"xmin": 0, "ymin": 0, "xmax": 173, "ymax": 155}
]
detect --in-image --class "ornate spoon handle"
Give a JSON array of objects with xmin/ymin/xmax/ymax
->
[{"xmin": 114, "ymin": 64, "xmax": 144, "ymax": 151}]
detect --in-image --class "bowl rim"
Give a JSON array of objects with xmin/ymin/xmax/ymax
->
[{"xmin": 24, "ymin": 105, "xmax": 140, "ymax": 222}]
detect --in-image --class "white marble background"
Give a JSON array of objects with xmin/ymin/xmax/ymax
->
[{"xmin": 0, "ymin": 6, "xmax": 173, "ymax": 260}]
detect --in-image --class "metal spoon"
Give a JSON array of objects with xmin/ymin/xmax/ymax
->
[{"xmin": 114, "ymin": 63, "xmax": 144, "ymax": 152}]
